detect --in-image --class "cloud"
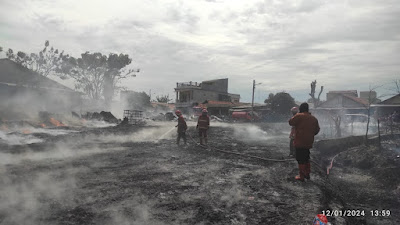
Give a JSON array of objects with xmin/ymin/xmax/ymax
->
[{"xmin": 1, "ymin": 0, "xmax": 399, "ymax": 102}]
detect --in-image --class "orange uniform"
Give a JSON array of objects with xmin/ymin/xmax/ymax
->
[
  {"xmin": 289, "ymin": 112, "xmax": 320, "ymax": 149},
  {"xmin": 177, "ymin": 115, "xmax": 187, "ymax": 132}
]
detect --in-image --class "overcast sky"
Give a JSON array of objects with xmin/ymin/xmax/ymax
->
[{"xmin": 1, "ymin": 0, "xmax": 399, "ymax": 103}]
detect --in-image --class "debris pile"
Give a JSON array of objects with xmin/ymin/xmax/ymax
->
[{"xmin": 82, "ymin": 111, "xmax": 119, "ymax": 124}]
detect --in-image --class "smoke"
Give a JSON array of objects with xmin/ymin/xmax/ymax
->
[
  {"xmin": 105, "ymin": 197, "xmax": 164, "ymax": 225},
  {"xmin": 0, "ymin": 130, "xmax": 44, "ymax": 145},
  {"xmin": 0, "ymin": 83, "xmax": 81, "ymax": 121},
  {"xmin": 231, "ymin": 124, "xmax": 288, "ymax": 142},
  {"xmin": 220, "ymin": 172, "xmax": 246, "ymax": 208},
  {"xmin": 0, "ymin": 168, "xmax": 78, "ymax": 225}
]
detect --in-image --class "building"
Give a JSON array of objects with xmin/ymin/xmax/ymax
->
[
  {"xmin": 195, "ymin": 100, "xmax": 238, "ymax": 116},
  {"xmin": 360, "ymin": 91, "xmax": 381, "ymax": 104},
  {"xmin": 0, "ymin": 59, "xmax": 81, "ymax": 119},
  {"xmin": 326, "ymin": 90, "xmax": 358, "ymax": 101},
  {"xmin": 317, "ymin": 91, "xmax": 369, "ymax": 115},
  {"xmin": 374, "ymin": 94, "xmax": 400, "ymax": 117},
  {"xmin": 174, "ymin": 78, "xmax": 240, "ymax": 113}
]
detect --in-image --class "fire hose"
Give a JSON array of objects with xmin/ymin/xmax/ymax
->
[
  {"xmin": 173, "ymin": 126, "xmax": 327, "ymax": 174},
  {"xmin": 185, "ymin": 128, "xmax": 295, "ymax": 163}
]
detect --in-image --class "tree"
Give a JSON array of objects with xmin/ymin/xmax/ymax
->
[
  {"xmin": 309, "ymin": 80, "xmax": 324, "ymax": 108},
  {"xmin": 364, "ymin": 84, "xmax": 385, "ymax": 144},
  {"xmin": 387, "ymin": 79, "xmax": 400, "ymax": 95},
  {"xmin": 264, "ymin": 92, "xmax": 296, "ymax": 115},
  {"xmin": 125, "ymin": 91, "xmax": 151, "ymax": 110},
  {"xmin": 4, "ymin": 41, "xmax": 66, "ymax": 78},
  {"xmin": 156, "ymin": 95, "xmax": 172, "ymax": 103},
  {"xmin": 63, "ymin": 52, "xmax": 138, "ymax": 106},
  {"xmin": 331, "ymin": 114, "xmax": 342, "ymax": 137},
  {"xmin": 2, "ymin": 42, "xmax": 139, "ymax": 107},
  {"xmin": 103, "ymin": 53, "xmax": 138, "ymax": 108}
]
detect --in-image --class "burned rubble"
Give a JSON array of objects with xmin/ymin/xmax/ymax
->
[{"xmin": 0, "ymin": 113, "xmax": 399, "ymax": 224}]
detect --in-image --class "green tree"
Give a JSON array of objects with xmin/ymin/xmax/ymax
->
[
  {"xmin": 4, "ymin": 40, "xmax": 66, "ymax": 78},
  {"xmin": 63, "ymin": 52, "xmax": 138, "ymax": 106},
  {"xmin": 103, "ymin": 53, "xmax": 138, "ymax": 108},
  {"xmin": 156, "ymin": 95, "xmax": 172, "ymax": 103},
  {"xmin": 125, "ymin": 91, "xmax": 151, "ymax": 110},
  {"xmin": 264, "ymin": 92, "xmax": 296, "ymax": 115},
  {"xmin": 2, "ymin": 42, "xmax": 139, "ymax": 107}
]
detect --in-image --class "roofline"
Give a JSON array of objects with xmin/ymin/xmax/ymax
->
[
  {"xmin": 314, "ymin": 107, "xmax": 368, "ymax": 110},
  {"xmin": 202, "ymin": 78, "xmax": 228, "ymax": 82},
  {"xmin": 174, "ymin": 88, "xmax": 240, "ymax": 97},
  {"xmin": 0, "ymin": 82, "xmax": 82, "ymax": 94}
]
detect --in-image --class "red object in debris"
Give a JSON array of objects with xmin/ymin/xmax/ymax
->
[{"xmin": 312, "ymin": 214, "xmax": 328, "ymax": 225}]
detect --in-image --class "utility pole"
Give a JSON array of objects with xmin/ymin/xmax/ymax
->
[
  {"xmin": 251, "ymin": 80, "xmax": 261, "ymax": 117},
  {"xmin": 252, "ymin": 80, "xmax": 255, "ymax": 108}
]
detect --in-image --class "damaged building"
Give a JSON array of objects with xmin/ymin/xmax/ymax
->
[
  {"xmin": 317, "ymin": 90, "xmax": 369, "ymax": 114},
  {"xmin": 0, "ymin": 58, "xmax": 81, "ymax": 120},
  {"xmin": 374, "ymin": 94, "xmax": 400, "ymax": 118},
  {"xmin": 174, "ymin": 78, "xmax": 240, "ymax": 114}
]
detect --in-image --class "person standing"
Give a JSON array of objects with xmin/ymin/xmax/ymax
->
[
  {"xmin": 197, "ymin": 109, "xmax": 210, "ymax": 145},
  {"xmin": 175, "ymin": 110, "xmax": 187, "ymax": 145},
  {"xmin": 289, "ymin": 107, "xmax": 299, "ymax": 157},
  {"xmin": 289, "ymin": 103, "xmax": 320, "ymax": 181}
]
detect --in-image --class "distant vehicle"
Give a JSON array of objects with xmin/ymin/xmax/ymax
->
[{"xmin": 231, "ymin": 111, "xmax": 259, "ymax": 122}]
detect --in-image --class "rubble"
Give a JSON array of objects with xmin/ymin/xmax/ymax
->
[{"xmin": 82, "ymin": 111, "xmax": 119, "ymax": 124}]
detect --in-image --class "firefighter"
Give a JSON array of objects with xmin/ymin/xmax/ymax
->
[
  {"xmin": 289, "ymin": 103, "xmax": 320, "ymax": 181},
  {"xmin": 196, "ymin": 109, "xmax": 210, "ymax": 145},
  {"xmin": 289, "ymin": 107, "xmax": 299, "ymax": 157},
  {"xmin": 175, "ymin": 110, "xmax": 187, "ymax": 145}
]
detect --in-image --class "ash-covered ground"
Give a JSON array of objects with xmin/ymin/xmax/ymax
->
[{"xmin": 0, "ymin": 122, "xmax": 399, "ymax": 225}]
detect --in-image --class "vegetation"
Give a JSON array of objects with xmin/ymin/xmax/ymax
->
[
  {"xmin": 264, "ymin": 92, "xmax": 296, "ymax": 115},
  {"xmin": 156, "ymin": 95, "xmax": 172, "ymax": 103},
  {"xmin": 2, "ymin": 41, "xmax": 139, "ymax": 108}
]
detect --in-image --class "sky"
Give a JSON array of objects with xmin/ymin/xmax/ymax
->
[{"xmin": 1, "ymin": 0, "xmax": 399, "ymax": 103}]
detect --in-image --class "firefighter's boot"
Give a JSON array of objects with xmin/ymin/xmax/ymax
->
[
  {"xmin": 305, "ymin": 162, "xmax": 311, "ymax": 180},
  {"xmin": 204, "ymin": 137, "xmax": 208, "ymax": 145},
  {"xmin": 199, "ymin": 138, "xmax": 204, "ymax": 146},
  {"xmin": 295, "ymin": 164, "xmax": 306, "ymax": 181}
]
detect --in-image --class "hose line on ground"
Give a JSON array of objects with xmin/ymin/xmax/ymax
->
[
  {"xmin": 181, "ymin": 126, "xmax": 327, "ymax": 174},
  {"xmin": 186, "ymin": 129, "xmax": 295, "ymax": 163}
]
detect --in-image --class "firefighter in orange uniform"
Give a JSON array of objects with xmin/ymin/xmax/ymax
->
[
  {"xmin": 289, "ymin": 103, "xmax": 320, "ymax": 181},
  {"xmin": 196, "ymin": 109, "xmax": 210, "ymax": 145},
  {"xmin": 289, "ymin": 107, "xmax": 299, "ymax": 157},
  {"xmin": 175, "ymin": 110, "xmax": 187, "ymax": 145}
]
